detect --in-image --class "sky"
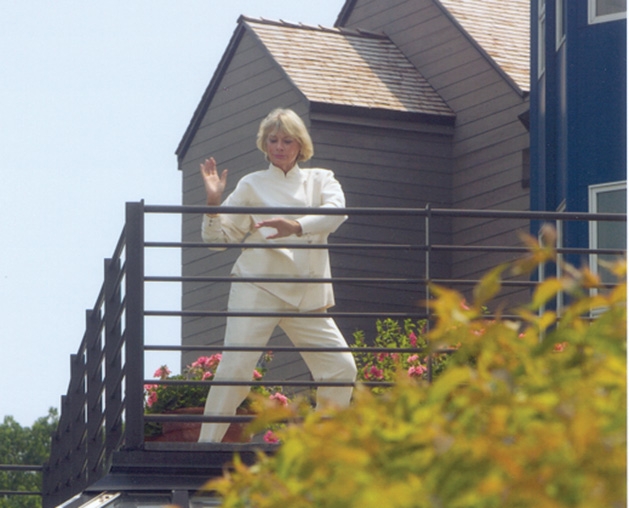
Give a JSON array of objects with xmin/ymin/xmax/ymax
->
[{"xmin": 0, "ymin": 0, "xmax": 345, "ymax": 427}]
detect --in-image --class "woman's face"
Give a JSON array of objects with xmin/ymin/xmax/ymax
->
[{"xmin": 265, "ymin": 129, "xmax": 301, "ymax": 173}]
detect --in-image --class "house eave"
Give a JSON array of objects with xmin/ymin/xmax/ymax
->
[{"xmin": 309, "ymin": 101, "xmax": 456, "ymax": 131}]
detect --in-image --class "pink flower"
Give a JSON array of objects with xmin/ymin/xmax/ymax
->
[
  {"xmin": 146, "ymin": 390, "xmax": 158, "ymax": 408},
  {"xmin": 364, "ymin": 365, "xmax": 384, "ymax": 380},
  {"xmin": 153, "ymin": 366, "xmax": 171, "ymax": 379},
  {"xmin": 269, "ymin": 392, "xmax": 289, "ymax": 406},
  {"xmin": 407, "ymin": 354, "xmax": 419, "ymax": 364},
  {"xmin": 191, "ymin": 354, "xmax": 222, "ymax": 370},
  {"xmin": 264, "ymin": 430, "xmax": 279, "ymax": 443},
  {"xmin": 408, "ymin": 365, "xmax": 427, "ymax": 378},
  {"xmin": 202, "ymin": 371, "xmax": 213, "ymax": 380},
  {"xmin": 253, "ymin": 369, "xmax": 263, "ymax": 380},
  {"xmin": 409, "ymin": 332, "xmax": 418, "ymax": 347}
]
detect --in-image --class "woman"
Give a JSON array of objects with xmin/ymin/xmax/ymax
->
[{"xmin": 198, "ymin": 108, "xmax": 357, "ymax": 443}]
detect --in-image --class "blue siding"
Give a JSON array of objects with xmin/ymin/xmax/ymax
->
[{"xmin": 531, "ymin": 0, "xmax": 626, "ymax": 248}]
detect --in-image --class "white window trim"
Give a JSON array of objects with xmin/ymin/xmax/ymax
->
[
  {"xmin": 588, "ymin": 180, "xmax": 627, "ymax": 316},
  {"xmin": 588, "ymin": 0, "xmax": 627, "ymax": 24},
  {"xmin": 538, "ymin": 0, "xmax": 546, "ymax": 77},
  {"xmin": 556, "ymin": 0, "xmax": 566, "ymax": 49},
  {"xmin": 588, "ymin": 180, "xmax": 627, "ymax": 272}
]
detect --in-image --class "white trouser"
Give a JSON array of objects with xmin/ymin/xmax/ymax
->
[{"xmin": 198, "ymin": 282, "xmax": 357, "ymax": 443}]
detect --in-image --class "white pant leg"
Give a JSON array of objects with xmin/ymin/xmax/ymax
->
[
  {"xmin": 198, "ymin": 283, "xmax": 280, "ymax": 443},
  {"xmin": 279, "ymin": 315, "xmax": 357, "ymax": 409}
]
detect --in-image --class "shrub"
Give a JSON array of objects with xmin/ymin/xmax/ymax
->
[{"xmin": 206, "ymin": 236, "xmax": 626, "ymax": 508}]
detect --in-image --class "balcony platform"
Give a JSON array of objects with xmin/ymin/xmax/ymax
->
[{"xmin": 84, "ymin": 442, "xmax": 279, "ymax": 495}]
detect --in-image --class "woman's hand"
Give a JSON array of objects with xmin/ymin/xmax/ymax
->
[
  {"xmin": 256, "ymin": 218, "xmax": 302, "ymax": 239},
  {"xmin": 200, "ymin": 157, "xmax": 228, "ymax": 205}
]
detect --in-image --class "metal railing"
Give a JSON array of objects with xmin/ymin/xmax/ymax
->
[
  {"xmin": 41, "ymin": 202, "xmax": 626, "ymax": 508},
  {"xmin": 0, "ymin": 464, "xmax": 43, "ymax": 498}
]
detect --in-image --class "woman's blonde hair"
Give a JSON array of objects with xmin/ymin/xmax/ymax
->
[{"xmin": 256, "ymin": 108, "xmax": 314, "ymax": 162}]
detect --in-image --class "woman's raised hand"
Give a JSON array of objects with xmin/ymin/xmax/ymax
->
[{"xmin": 200, "ymin": 157, "xmax": 228, "ymax": 205}]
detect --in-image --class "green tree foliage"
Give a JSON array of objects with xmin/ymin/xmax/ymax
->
[
  {"xmin": 0, "ymin": 409, "xmax": 58, "ymax": 508},
  {"xmin": 207, "ymin": 236, "xmax": 626, "ymax": 507}
]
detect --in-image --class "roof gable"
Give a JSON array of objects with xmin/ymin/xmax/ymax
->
[
  {"xmin": 244, "ymin": 17, "xmax": 454, "ymax": 117},
  {"xmin": 337, "ymin": 0, "xmax": 530, "ymax": 93}
]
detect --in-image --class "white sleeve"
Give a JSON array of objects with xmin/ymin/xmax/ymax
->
[
  {"xmin": 296, "ymin": 170, "xmax": 347, "ymax": 236},
  {"xmin": 201, "ymin": 181, "xmax": 253, "ymax": 245}
]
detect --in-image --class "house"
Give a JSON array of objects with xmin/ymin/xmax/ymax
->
[
  {"xmin": 175, "ymin": 0, "xmax": 531, "ymax": 381},
  {"xmin": 530, "ymin": 0, "xmax": 626, "ymax": 280}
]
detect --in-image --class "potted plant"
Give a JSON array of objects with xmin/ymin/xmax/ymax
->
[{"xmin": 144, "ymin": 353, "xmax": 288, "ymax": 442}]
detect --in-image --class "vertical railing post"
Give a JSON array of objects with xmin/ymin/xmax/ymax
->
[
  {"xmin": 424, "ymin": 204, "xmax": 434, "ymax": 383},
  {"xmin": 85, "ymin": 308, "xmax": 103, "ymax": 480},
  {"xmin": 104, "ymin": 257, "xmax": 123, "ymax": 457},
  {"xmin": 124, "ymin": 201, "xmax": 145, "ymax": 449},
  {"xmin": 67, "ymin": 352, "xmax": 88, "ymax": 492}
]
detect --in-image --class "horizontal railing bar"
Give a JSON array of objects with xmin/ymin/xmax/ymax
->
[
  {"xmin": 107, "ymin": 302, "xmax": 126, "ymax": 334},
  {"xmin": 433, "ymin": 245, "xmax": 627, "ymax": 255},
  {"xmin": 145, "ymin": 241, "xmax": 427, "ymax": 250},
  {"xmin": 88, "ymin": 285, "xmax": 106, "ymax": 321},
  {"xmin": 0, "ymin": 491, "xmax": 42, "ymax": 497},
  {"xmin": 145, "ymin": 310, "xmax": 428, "ymax": 319},
  {"xmin": 144, "ymin": 275, "xmax": 546, "ymax": 289},
  {"xmin": 144, "ymin": 414, "xmax": 256, "ymax": 424},
  {"xmin": 144, "ymin": 241, "xmax": 626, "ymax": 256},
  {"xmin": 145, "ymin": 242, "xmax": 627, "ymax": 262},
  {"xmin": 145, "ymin": 276, "xmax": 427, "ymax": 284},
  {"xmin": 109, "ymin": 226, "xmax": 127, "ymax": 263},
  {"xmin": 0, "ymin": 465, "xmax": 43, "ymax": 471},
  {"xmin": 144, "ymin": 277, "xmax": 617, "ymax": 291},
  {"xmin": 144, "ymin": 205, "xmax": 627, "ymax": 221},
  {"xmin": 144, "ymin": 345, "xmax": 456, "ymax": 354},
  {"xmin": 145, "ymin": 379, "xmax": 385, "ymax": 388},
  {"xmin": 144, "ymin": 310, "xmax": 528, "ymax": 320}
]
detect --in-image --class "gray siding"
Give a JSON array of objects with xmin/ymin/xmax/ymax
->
[
  {"xmin": 179, "ymin": 30, "xmax": 310, "ymax": 380},
  {"xmin": 177, "ymin": 0, "xmax": 532, "ymax": 383},
  {"xmin": 341, "ymin": 0, "xmax": 531, "ymax": 303},
  {"xmin": 178, "ymin": 26, "xmax": 456, "ymax": 382}
]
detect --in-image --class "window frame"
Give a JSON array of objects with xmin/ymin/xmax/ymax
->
[
  {"xmin": 556, "ymin": 0, "xmax": 567, "ymax": 49},
  {"xmin": 588, "ymin": 0, "xmax": 627, "ymax": 24},
  {"xmin": 588, "ymin": 181, "xmax": 627, "ymax": 309},
  {"xmin": 538, "ymin": 0, "xmax": 547, "ymax": 77}
]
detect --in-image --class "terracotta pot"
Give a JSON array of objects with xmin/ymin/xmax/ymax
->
[{"xmin": 145, "ymin": 407, "xmax": 252, "ymax": 443}]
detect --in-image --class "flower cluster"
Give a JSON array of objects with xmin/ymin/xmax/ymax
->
[
  {"xmin": 352, "ymin": 318, "xmax": 455, "ymax": 393},
  {"xmin": 144, "ymin": 353, "xmax": 287, "ymax": 438}
]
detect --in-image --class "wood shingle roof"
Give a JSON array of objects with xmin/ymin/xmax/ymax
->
[
  {"xmin": 244, "ymin": 17, "xmax": 455, "ymax": 118},
  {"xmin": 438, "ymin": 0, "xmax": 530, "ymax": 92}
]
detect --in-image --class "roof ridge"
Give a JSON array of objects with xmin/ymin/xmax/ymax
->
[{"xmin": 239, "ymin": 15, "xmax": 386, "ymax": 39}]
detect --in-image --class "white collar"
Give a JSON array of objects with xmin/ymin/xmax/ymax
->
[{"xmin": 269, "ymin": 163, "xmax": 303, "ymax": 179}]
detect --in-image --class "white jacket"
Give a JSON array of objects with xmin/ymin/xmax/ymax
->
[{"xmin": 201, "ymin": 164, "xmax": 347, "ymax": 311}]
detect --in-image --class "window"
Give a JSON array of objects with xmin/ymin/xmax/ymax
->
[
  {"xmin": 589, "ymin": 0, "xmax": 627, "ymax": 23},
  {"xmin": 589, "ymin": 181, "xmax": 627, "ymax": 284},
  {"xmin": 556, "ymin": 0, "xmax": 567, "ymax": 48},
  {"xmin": 538, "ymin": 0, "xmax": 546, "ymax": 76}
]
